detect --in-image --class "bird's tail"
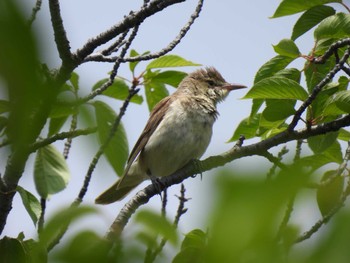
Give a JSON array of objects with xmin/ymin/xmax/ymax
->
[{"xmin": 95, "ymin": 167, "xmax": 145, "ymax": 204}]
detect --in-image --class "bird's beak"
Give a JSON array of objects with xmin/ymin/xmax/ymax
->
[{"xmin": 222, "ymin": 83, "xmax": 247, "ymax": 91}]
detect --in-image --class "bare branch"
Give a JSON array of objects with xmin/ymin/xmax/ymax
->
[
  {"xmin": 28, "ymin": 0, "xmax": 42, "ymax": 26},
  {"xmin": 63, "ymin": 114, "xmax": 78, "ymax": 159},
  {"xmin": 48, "ymin": 0, "xmax": 73, "ymax": 66},
  {"xmin": 84, "ymin": 0, "xmax": 204, "ymax": 63},
  {"xmin": 74, "ymin": 0, "xmax": 186, "ymax": 63},
  {"xmin": 105, "ymin": 114, "xmax": 350, "ymax": 239},
  {"xmin": 79, "ymin": 25, "xmax": 140, "ymax": 104}
]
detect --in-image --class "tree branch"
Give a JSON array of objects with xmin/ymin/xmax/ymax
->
[
  {"xmin": 28, "ymin": 0, "xmax": 42, "ymax": 26},
  {"xmin": 74, "ymin": 0, "xmax": 186, "ymax": 63},
  {"xmin": 29, "ymin": 127, "xmax": 97, "ymax": 153},
  {"xmin": 84, "ymin": 0, "xmax": 204, "ymax": 64},
  {"xmin": 105, "ymin": 114, "xmax": 350, "ymax": 240},
  {"xmin": 48, "ymin": 0, "xmax": 73, "ymax": 66}
]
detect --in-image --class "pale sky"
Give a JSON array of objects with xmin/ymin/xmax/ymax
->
[{"xmin": 4, "ymin": 0, "xmax": 347, "ymax": 246}]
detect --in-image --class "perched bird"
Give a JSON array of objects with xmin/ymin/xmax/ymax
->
[{"xmin": 95, "ymin": 67, "xmax": 246, "ymax": 204}]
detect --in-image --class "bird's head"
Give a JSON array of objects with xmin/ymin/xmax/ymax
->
[{"xmin": 183, "ymin": 67, "xmax": 246, "ymax": 103}]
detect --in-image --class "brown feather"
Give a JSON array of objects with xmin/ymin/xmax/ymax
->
[{"xmin": 117, "ymin": 96, "xmax": 173, "ymax": 187}]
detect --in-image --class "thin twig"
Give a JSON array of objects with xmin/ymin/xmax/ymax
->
[
  {"xmin": 29, "ymin": 127, "xmax": 97, "ymax": 153},
  {"xmin": 313, "ymin": 38, "xmax": 350, "ymax": 64},
  {"xmin": 101, "ymin": 30, "xmax": 130, "ymax": 56},
  {"xmin": 161, "ymin": 188, "xmax": 168, "ymax": 218},
  {"xmin": 81, "ymin": 25, "xmax": 140, "ymax": 104},
  {"xmin": 293, "ymin": 139, "xmax": 303, "ymax": 162},
  {"xmin": 147, "ymin": 184, "xmax": 189, "ymax": 263},
  {"xmin": 265, "ymin": 146, "xmax": 288, "ymax": 180},
  {"xmin": 37, "ymin": 198, "xmax": 46, "ymax": 234},
  {"xmin": 28, "ymin": 0, "xmax": 42, "ymax": 26},
  {"xmin": 276, "ymin": 195, "xmax": 295, "ymax": 241},
  {"xmin": 340, "ymin": 2, "xmax": 350, "ymax": 13},
  {"xmin": 74, "ymin": 87, "xmax": 140, "ymax": 205},
  {"xmin": 63, "ymin": 114, "xmax": 78, "ymax": 159},
  {"xmin": 84, "ymin": 0, "xmax": 204, "ymax": 63},
  {"xmin": 74, "ymin": 0, "xmax": 186, "ymax": 63}
]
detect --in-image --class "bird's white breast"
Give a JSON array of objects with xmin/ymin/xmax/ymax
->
[{"xmin": 140, "ymin": 98, "xmax": 215, "ymax": 178}]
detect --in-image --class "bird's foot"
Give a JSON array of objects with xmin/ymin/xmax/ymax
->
[
  {"xmin": 147, "ymin": 172, "xmax": 165, "ymax": 199},
  {"xmin": 190, "ymin": 159, "xmax": 203, "ymax": 180}
]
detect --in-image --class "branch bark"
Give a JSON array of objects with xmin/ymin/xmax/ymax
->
[{"xmin": 74, "ymin": 0, "xmax": 186, "ymax": 63}]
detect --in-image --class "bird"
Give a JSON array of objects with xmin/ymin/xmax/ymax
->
[{"xmin": 95, "ymin": 67, "xmax": 246, "ymax": 204}]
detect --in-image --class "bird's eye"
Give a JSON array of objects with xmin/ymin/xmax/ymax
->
[{"xmin": 206, "ymin": 80, "xmax": 215, "ymax": 86}]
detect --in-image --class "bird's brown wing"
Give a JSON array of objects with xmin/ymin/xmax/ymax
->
[{"xmin": 121, "ymin": 95, "xmax": 173, "ymax": 179}]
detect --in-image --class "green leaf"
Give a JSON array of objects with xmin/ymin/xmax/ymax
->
[
  {"xmin": 249, "ymin": 99, "xmax": 264, "ymax": 121},
  {"xmin": 323, "ymin": 90, "xmax": 350, "ymax": 116},
  {"xmin": 0, "ymin": 237, "xmax": 26, "ymax": 263},
  {"xmin": 297, "ymin": 141, "xmax": 342, "ymax": 171},
  {"xmin": 135, "ymin": 210, "xmax": 178, "ymax": 245},
  {"xmin": 326, "ymin": 90, "xmax": 350, "ymax": 113},
  {"xmin": 273, "ymin": 39, "xmax": 300, "ymax": 58},
  {"xmin": 310, "ymin": 80, "xmax": 342, "ymax": 118},
  {"xmin": 92, "ymin": 78, "xmax": 143, "ymax": 104},
  {"xmin": 259, "ymin": 113, "xmax": 286, "ymax": 129},
  {"xmin": 129, "ymin": 49, "xmax": 150, "ymax": 74},
  {"xmin": 146, "ymin": 55, "xmax": 200, "ymax": 69},
  {"xmin": 39, "ymin": 206, "xmax": 96, "ymax": 248},
  {"xmin": 129, "ymin": 49, "xmax": 139, "ymax": 74},
  {"xmin": 22, "ymin": 238, "xmax": 47, "ymax": 263},
  {"xmin": 181, "ymin": 229, "xmax": 206, "ymax": 250},
  {"xmin": 262, "ymin": 100, "xmax": 296, "ymax": 122},
  {"xmin": 69, "ymin": 72, "xmax": 79, "ymax": 91},
  {"xmin": 308, "ymin": 131, "xmax": 339, "ymax": 154},
  {"xmin": 228, "ymin": 114, "xmax": 260, "ymax": 142},
  {"xmin": 314, "ymin": 13, "xmax": 350, "ymax": 40},
  {"xmin": 0, "ymin": 100, "xmax": 10, "ymax": 114},
  {"xmin": 94, "ymin": 101, "xmax": 129, "ymax": 176},
  {"xmin": 260, "ymin": 125, "xmax": 288, "ymax": 139},
  {"xmin": 34, "ymin": 144, "xmax": 70, "ymax": 198},
  {"xmin": 49, "ymin": 104, "xmax": 77, "ymax": 118},
  {"xmin": 0, "ymin": 116, "xmax": 7, "ymax": 134},
  {"xmin": 317, "ymin": 171, "xmax": 344, "ymax": 216},
  {"xmin": 244, "ymin": 77, "xmax": 308, "ymax": 101},
  {"xmin": 272, "ymin": 0, "xmax": 341, "ymax": 18},
  {"xmin": 16, "ymin": 186, "xmax": 41, "ymax": 226},
  {"xmin": 274, "ymin": 68, "xmax": 301, "ymax": 82},
  {"xmin": 48, "ymin": 116, "xmax": 68, "ymax": 137},
  {"xmin": 292, "ymin": 5, "xmax": 336, "ymax": 40},
  {"xmin": 145, "ymin": 82, "xmax": 169, "ymax": 111},
  {"xmin": 151, "ymin": 70, "xmax": 187, "ymax": 88},
  {"xmin": 254, "ymin": 55, "xmax": 295, "ymax": 84},
  {"xmin": 323, "ymin": 140, "xmax": 343, "ymax": 164},
  {"xmin": 305, "ymin": 58, "xmax": 335, "ymax": 92},
  {"xmin": 338, "ymin": 128, "xmax": 350, "ymax": 141},
  {"xmin": 54, "ymin": 231, "xmax": 111, "ymax": 263},
  {"xmin": 173, "ymin": 229, "xmax": 207, "ymax": 263}
]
